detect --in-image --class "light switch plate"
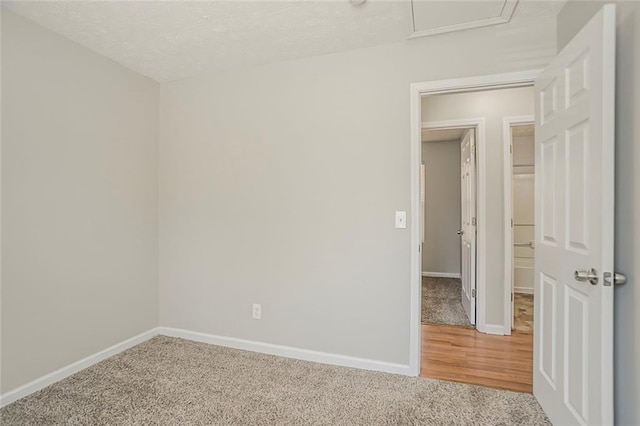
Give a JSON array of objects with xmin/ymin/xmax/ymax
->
[{"xmin": 395, "ymin": 211, "xmax": 407, "ymax": 229}]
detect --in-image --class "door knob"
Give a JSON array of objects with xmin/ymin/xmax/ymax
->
[
  {"xmin": 574, "ymin": 268, "xmax": 599, "ymax": 285},
  {"xmin": 456, "ymin": 230, "xmax": 464, "ymax": 235}
]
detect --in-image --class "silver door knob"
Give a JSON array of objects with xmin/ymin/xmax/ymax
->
[
  {"xmin": 574, "ymin": 268, "xmax": 599, "ymax": 285},
  {"xmin": 456, "ymin": 230, "xmax": 464, "ymax": 235}
]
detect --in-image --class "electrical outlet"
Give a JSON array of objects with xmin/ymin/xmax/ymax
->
[{"xmin": 252, "ymin": 303, "xmax": 261, "ymax": 320}]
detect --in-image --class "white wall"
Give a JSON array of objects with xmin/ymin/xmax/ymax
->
[
  {"xmin": 421, "ymin": 86, "xmax": 535, "ymax": 326},
  {"xmin": 512, "ymin": 134, "xmax": 535, "ymax": 167},
  {"xmin": 1, "ymin": 11, "xmax": 159, "ymax": 393},
  {"xmin": 159, "ymin": 18, "xmax": 555, "ymax": 365},
  {"xmin": 557, "ymin": 2, "xmax": 640, "ymax": 424},
  {"xmin": 512, "ymin": 132, "xmax": 535, "ymax": 262},
  {"xmin": 421, "ymin": 140, "xmax": 461, "ymax": 276},
  {"xmin": 512, "ymin": 132, "xmax": 535, "ymax": 293}
]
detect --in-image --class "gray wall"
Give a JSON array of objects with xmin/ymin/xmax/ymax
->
[
  {"xmin": 1, "ymin": 11, "xmax": 159, "ymax": 393},
  {"xmin": 421, "ymin": 140, "xmax": 461, "ymax": 275},
  {"xmin": 158, "ymin": 17, "xmax": 556, "ymax": 365},
  {"xmin": 421, "ymin": 87, "xmax": 535, "ymax": 327},
  {"xmin": 557, "ymin": 2, "xmax": 640, "ymax": 425}
]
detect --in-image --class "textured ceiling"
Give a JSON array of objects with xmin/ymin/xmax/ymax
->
[{"xmin": 3, "ymin": 0, "xmax": 566, "ymax": 83}]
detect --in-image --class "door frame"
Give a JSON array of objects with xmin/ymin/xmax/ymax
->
[
  {"xmin": 421, "ymin": 119, "xmax": 484, "ymax": 326},
  {"xmin": 502, "ymin": 115, "xmax": 535, "ymax": 336},
  {"xmin": 409, "ymin": 70, "xmax": 541, "ymax": 376}
]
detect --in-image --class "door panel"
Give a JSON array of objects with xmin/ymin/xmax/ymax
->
[
  {"xmin": 460, "ymin": 129, "xmax": 476, "ymax": 324},
  {"xmin": 533, "ymin": 5, "xmax": 615, "ymax": 425}
]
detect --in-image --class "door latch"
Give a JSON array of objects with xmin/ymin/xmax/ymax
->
[{"xmin": 603, "ymin": 272, "xmax": 627, "ymax": 286}]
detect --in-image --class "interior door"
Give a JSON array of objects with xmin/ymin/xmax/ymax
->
[
  {"xmin": 460, "ymin": 129, "xmax": 476, "ymax": 325},
  {"xmin": 534, "ymin": 5, "xmax": 615, "ymax": 425}
]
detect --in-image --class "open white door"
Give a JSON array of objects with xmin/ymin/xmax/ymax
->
[
  {"xmin": 534, "ymin": 5, "xmax": 615, "ymax": 425},
  {"xmin": 460, "ymin": 129, "xmax": 476, "ymax": 325}
]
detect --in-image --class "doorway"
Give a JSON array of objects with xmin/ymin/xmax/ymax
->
[
  {"xmin": 418, "ymin": 86, "xmax": 536, "ymax": 393},
  {"xmin": 504, "ymin": 117, "xmax": 536, "ymax": 335},
  {"xmin": 410, "ymin": 72, "xmax": 537, "ymax": 384},
  {"xmin": 412, "ymin": 6, "xmax": 618, "ymax": 423},
  {"xmin": 420, "ymin": 125, "xmax": 476, "ymax": 328}
]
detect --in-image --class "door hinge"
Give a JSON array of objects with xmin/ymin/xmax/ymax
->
[
  {"xmin": 471, "ymin": 288, "xmax": 476, "ymax": 298},
  {"xmin": 418, "ymin": 244, "xmax": 421, "ymax": 253},
  {"xmin": 471, "ymin": 144, "xmax": 476, "ymax": 156},
  {"xmin": 511, "ymin": 293, "xmax": 514, "ymax": 302},
  {"xmin": 511, "ymin": 218, "xmax": 514, "ymax": 228},
  {"xmin": 510, "ymin": 144, "xmax": 513, "ymax": 154},
  {"xmin": 472, "ymin": 217, "xmax": 477, "ymax": 226}
]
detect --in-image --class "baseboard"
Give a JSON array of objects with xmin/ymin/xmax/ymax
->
[
  {"xmin": 484, "ymin": 324, "xmax": 506, "ymax": 335},
  {"xmin": 158, "ymin": 327, "xmax": 411, "ymax": 376},
  {"xmin": 421, "ymin": 272, "xmax": 461, "ymax": 279},
  {"xmin": 0, "ymin": 328, "xmax": 159, "ymax": 408},
  {"xmin": 514, "ymin": 287, "xmax": 534, "ymax": 295},
  {"xmin": 1, "ymin": 326, "xmax": 411, "ymax": 408}
]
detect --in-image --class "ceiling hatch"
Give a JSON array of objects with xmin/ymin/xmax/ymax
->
[{"xmin": 409, "ymin": 0, "xmax": 518, "ymax": 38}]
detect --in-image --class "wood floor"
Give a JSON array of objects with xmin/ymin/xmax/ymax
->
[{"xmin": 420, "ymin": 324, "xmax": 533, "ymax": 393}]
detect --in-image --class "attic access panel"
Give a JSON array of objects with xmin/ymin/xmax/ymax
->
[{"xmin": 410, "ymin": 0, "xmax": 518, "ymax": 38}]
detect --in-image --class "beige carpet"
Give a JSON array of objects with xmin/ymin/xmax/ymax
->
[
  {"xmin": 514, "ymin": 293, "xmax": 534, "ymax": 333},
  {"xmin": 1, "ymin": 336, "xmax": 549, "ymax": 425},
  {"xmin": 422, "ymin": 277, "xmax": 473, "ymax": 327}
]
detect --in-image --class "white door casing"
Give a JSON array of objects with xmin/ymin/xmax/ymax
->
[
  {"xmin": 533, "ymin": 5, "xmax": 615, "ymax": 426},
  {"xmin": 460, "ymin": 129, "xmax": 476, "ymax": 325}
]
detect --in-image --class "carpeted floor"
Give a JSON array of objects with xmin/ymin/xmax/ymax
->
[
  {"xmin": 421, "ymin": 276, "xmax": 473, "ymax": 327},
  {"xmin": 1, "ymin": 336, "xmax": 549, "ymax": 425}
]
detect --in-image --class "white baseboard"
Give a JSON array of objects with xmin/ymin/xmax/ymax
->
[
  {"xmin": 484, "ymin": 324, "xmax": 506, "ymax": 335},
  {"xmin": 158, "ymin": 327, "xmax": 411, "ymax": 376},
  {"xmin": 1, "ymin": 326, "xmax": 411, "ymax": 408},
  {"xmin": 514, "ymin": 287, "xmax": 534, "ymax": 295},
  {"xmin": 0, "ymin": 328, "xmax": 159, "ymax": 408},
  {"xmin": 422, "ymin": 272, "xmax": 461, "ymax": 279}
]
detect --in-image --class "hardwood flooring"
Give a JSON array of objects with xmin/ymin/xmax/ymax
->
[{"xmin": 420, "ymin": 323, "xmax": 533, "ymax": 393}]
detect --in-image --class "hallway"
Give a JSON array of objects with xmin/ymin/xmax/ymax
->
[{"xmin": 420, "ymin": 324, "xmax": 533, "ymax": 393}]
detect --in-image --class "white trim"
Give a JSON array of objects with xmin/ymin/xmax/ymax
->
[
  {"xmin": 515, "ymin": 287, "xmax": 535, "ymax": 295},
  {"xmin": 421, "ymin": 119, "xmax": 481, "ymax": 130},
  {"xmin": 0, "ymin": 329, "xmax": 159, "ymax": 408},
  {"xmin": 409, "ymin": 81, "xmax": 423, "ymax": 377},
  {"xmin": 502, "ymin": 115, "xmax": 535, "ymax": 336},
  {"xmin": 422, "ymin": 117, "xmax": 485, "ymax": 332},
  {"xmin": 421, "ymin": 272, "xmax": 461, "ymax": 279},
  {"xmin": 484, "ymin": 324, "xmax": 506, "ymax": 336},
  {"xmin": 158, "ymin": 327, "xmax": 411, "ymax": 376},
  {"xmin": 409, "ymin": 70, "xmax": 541, "ymax": 377},
  {"xmin": 410, "ymin": 70, "xmax": 541, "ymax": 97},
  {"xmin": 476, "ymin": 121, "xmax": 487, "ymax": 333},
  {"xmin": 408, "ymin": 0, "xmax": 518, "ymax": 39}
]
